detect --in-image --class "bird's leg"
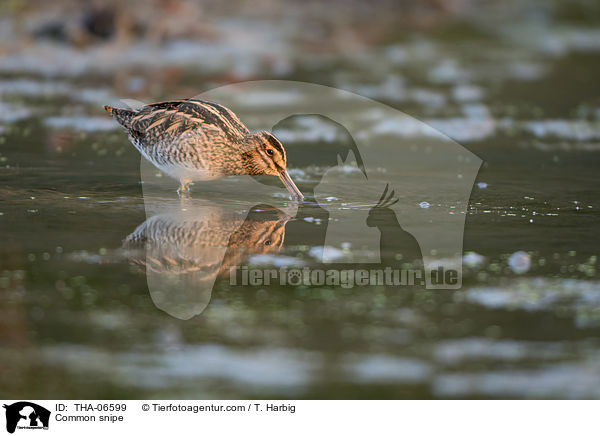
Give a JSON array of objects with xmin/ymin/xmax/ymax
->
[{"xmin": 177, "ymin": 180, "xmax": 191, "ymax": 198}]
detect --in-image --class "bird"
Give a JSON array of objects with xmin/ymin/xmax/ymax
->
[{"xmin": 104, "ymin": 98, "xmax": 304, "ymax": 199}]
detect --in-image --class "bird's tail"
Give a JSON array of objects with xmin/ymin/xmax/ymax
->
[{"xmin": 104, "ymin": 105, "xmax": 137, "ymax": 129}]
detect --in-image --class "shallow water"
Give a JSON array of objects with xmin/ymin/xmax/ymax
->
[{"xmin": 1, "ymin": 4, "xmax": 600, "ymax": 399}]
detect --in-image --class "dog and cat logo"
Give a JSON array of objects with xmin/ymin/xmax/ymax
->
[{"xmin": 3, "ymin": 402, "xmax": 50, "ymax": 433}]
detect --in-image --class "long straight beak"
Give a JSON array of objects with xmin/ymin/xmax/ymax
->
[{"xmin": 278, "ymin": 169, "xmax": 304, "ymax": 200}]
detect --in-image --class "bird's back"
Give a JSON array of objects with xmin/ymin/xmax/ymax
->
[{"xmin": 107, "ymin": 98, "xmax": 247, "ymax": 133}]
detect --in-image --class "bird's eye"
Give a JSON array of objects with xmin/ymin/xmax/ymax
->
[
  {"xmin": 266, "ymin": 149, "xmax": 274, "ymax": 156},
  {"xmin": 265, "ymin": 240, "xmax": 271, "ymax": 245}
]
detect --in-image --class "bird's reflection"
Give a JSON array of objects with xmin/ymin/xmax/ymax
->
[{"xmin": 124, "ymin": 201, "xmax": 291, "ymax": 320}]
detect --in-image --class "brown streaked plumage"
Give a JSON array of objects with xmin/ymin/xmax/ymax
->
[
  {"xmin": 104, "ymin": 98, "xmax": 303, "ymax": 199},
  {"xmin": 123, "ymin": 203, "xmax": 290, "ymax": 319},
  {"xmin": 124, "ymin": 203, "xmax": 288, "ymax": 277}
]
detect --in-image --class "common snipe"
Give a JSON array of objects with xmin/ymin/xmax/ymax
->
[{"xmin": 105, "ymin": 98, "xmax": 304, "ymax": 199}]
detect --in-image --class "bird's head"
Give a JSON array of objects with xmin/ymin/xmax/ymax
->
[{"xmin": 242, "ymin": 131, "xmax": 304, "ymax": 200}]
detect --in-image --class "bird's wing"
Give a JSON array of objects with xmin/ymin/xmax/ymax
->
[{"xmin": 128, "ymin": 99, "xmax": 249, "ymax": 142}]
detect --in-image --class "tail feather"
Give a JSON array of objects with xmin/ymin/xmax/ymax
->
[{"xmin": 104, "ymin": 105, "xmax": 137, "ymax": 129}]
